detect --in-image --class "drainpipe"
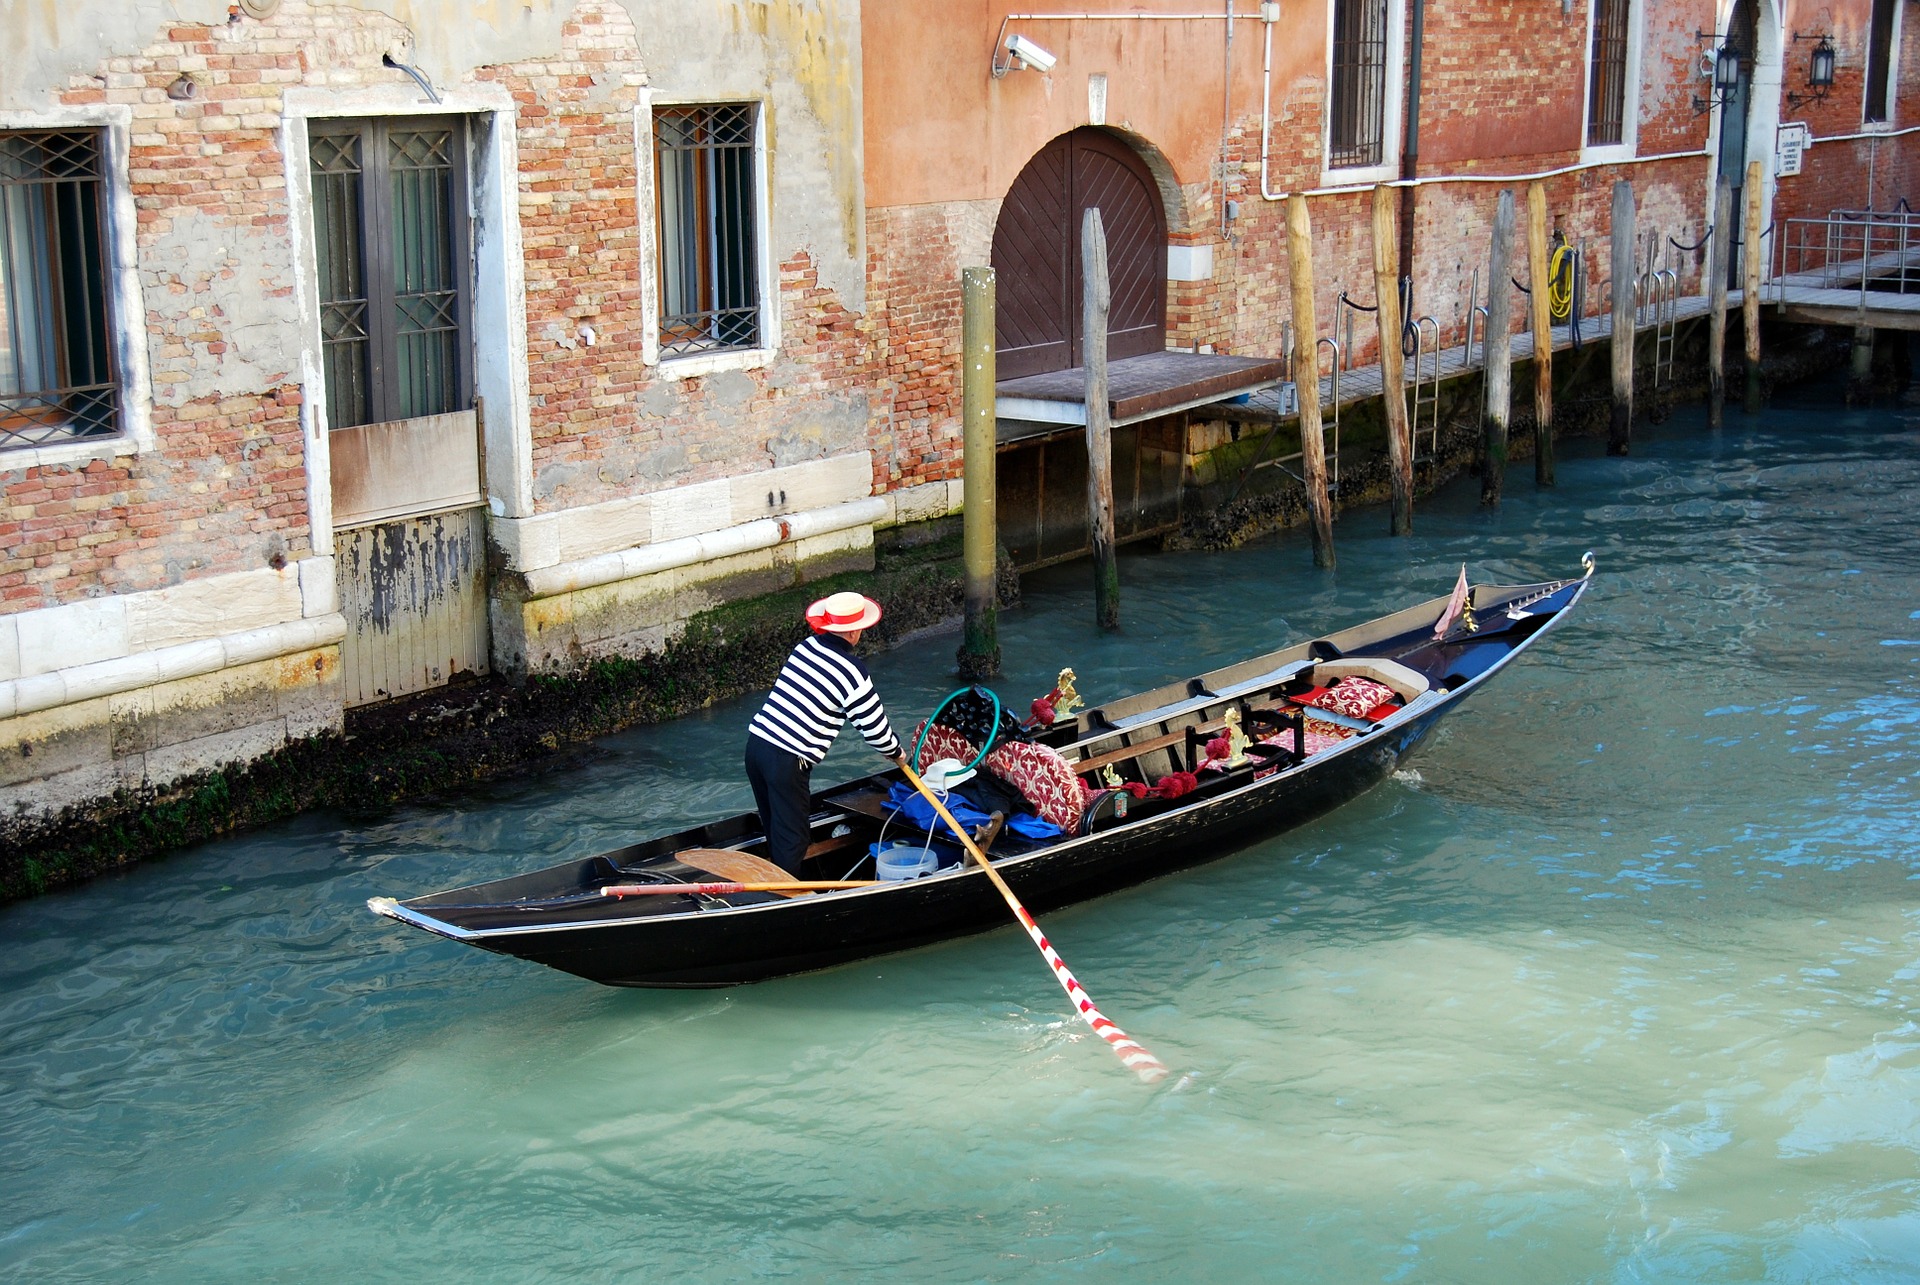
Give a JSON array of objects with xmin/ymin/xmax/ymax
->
[{"xmin": 1397, "ymin": 0, "xmax": 1426, "ymax": 287}]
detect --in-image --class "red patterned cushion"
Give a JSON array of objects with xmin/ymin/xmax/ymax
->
[
  {"xmin": 1264, "ymin": 726, "xmax": 1353, "ymax": 756},
  {"xmin": 985, "ymin": 740, "xmax": 1086, "ymax": 835},
  {"xmin": 912, "ymin": 721, "xmax": 977, "ymax": 771},
  {"xmin": 1310, "ymin": 677, "xmax": 1398, "ymax": 718},
  {"xmin": 910, "ymin": 721, "xmax": 1084, "ymax": 835}
]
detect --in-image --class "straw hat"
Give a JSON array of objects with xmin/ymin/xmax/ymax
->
[{"xmin": 805, "ymin": 590, "xmax": 883, "ymax": 634}]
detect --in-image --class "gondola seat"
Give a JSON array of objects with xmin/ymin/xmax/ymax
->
[
  {"xmin": 1309, "ymin": 657, "xmax": 1430, "ymax": 702},
  {"xmin": 912, "ymin": 722, "xmax": 1089, "ymax": 836}
]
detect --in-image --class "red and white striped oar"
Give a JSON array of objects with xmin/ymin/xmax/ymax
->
[
  {"xmin": 898, "ymin": 760, "xmax": 1170, "ymax": 1085},
  {"xmin": 604, "ymin": 880, "xmax": 873, "ymax": 897}
]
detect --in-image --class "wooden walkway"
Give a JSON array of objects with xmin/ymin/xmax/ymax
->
[
  {"xmin": 1766, "ymin": 243, "xmax": 1920, "ymax": 331},
  {"xmin": 1768, "ymin": 284, "xmax": 1920, "ymax": 331},
  {"xmin": 1231, "ymin": 292, "xmax": 1719, "ymax": 422}
]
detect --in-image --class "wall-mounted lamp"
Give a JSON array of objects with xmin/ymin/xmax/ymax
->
[
  {"xmin": 166, "ymin": 73, "xmax": 197, "ymax": 101},
  {"xmin": 990, "ymin": 27, "xmax": 1058, "ymax": 78},
  {"xmin": 1786, "ymin": 32, "xmax": 1837, "ymax": 111},
  {"xmin": 1691, "ymin": 31, "xmax": 1744, "ymax": 115}
]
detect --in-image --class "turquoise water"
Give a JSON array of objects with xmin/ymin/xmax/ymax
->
[{"xmin": 6, "ymin": 384, "xmax": 1920, "ymax": 1282}]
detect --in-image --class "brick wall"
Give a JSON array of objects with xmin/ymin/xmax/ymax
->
[
  {"xmin": 4, "ymin": 18, "xmax": 319, "ymax": 613},
  {"xmin": 1419, "ymin": 1, "xmax": 1585, "ymax": 166}
]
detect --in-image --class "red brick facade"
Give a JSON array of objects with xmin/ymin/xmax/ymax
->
[{"xmin": 3, "ymin": 0, "xmax": 1916, "ymax": 612}]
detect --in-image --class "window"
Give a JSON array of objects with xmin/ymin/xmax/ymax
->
[
  {"xmin": 654, "ymin": 103, "xmax": 760, "ymax": 358},
  {"xmin": 1329, "ymin": 0, "xmax": 1390, "ymax": 169},
  {"xmin": 1587, "ymin": 0, "xmax": 1632, "ymax": 147},
  {"xmin": 0, "ymin": 130, "xmax": 116, "ymax": 450},
  {"xmin": 308, "ymin": 118, "xmax": 470, "ymax": 431},
  {"xmin": 1865, "ymin": 0, "xmax": 1899, "ymax": 124}
]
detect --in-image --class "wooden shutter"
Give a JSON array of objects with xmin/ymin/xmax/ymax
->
[{"xmin": 992, "ymin": 128, "xmax": 1167, "ymax": 381}]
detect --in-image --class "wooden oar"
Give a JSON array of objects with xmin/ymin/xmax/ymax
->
[
  {"xmin": 897, "ymin": 760, "xmax": 1170, "ymax": 1085},
  {"xmin": 674, "ymin": 847, "xmax": 819, "ymax": 898},
  {"xmin": 604, "ymin": 880, "xmax": 875, "ymax": 897}
]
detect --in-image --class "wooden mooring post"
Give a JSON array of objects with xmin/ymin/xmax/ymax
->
[
  {"xmin": 1483, "ymin": 189, "xmax": 1515, "ymax": 505},
  {"xmin": 1526, "ymin": 182, "xmax": 1554, "ymax": 486},
  {"xmin": 1743, "ymin": 159, "xmax": 1764, "ymax": 413},
  {"xmin": 957, "ymin": 265, "xmax": 1000, "ymax": 678},
  {"xmin": 1849, "ymin": 326, "xmax": 1877, "ymax": 404},
  {"xmin": 1083, "ymin": 207, "xmax": 1120, "ymax": 631},
  {"xmin": 1708, "ymin": 175, "xmax": 1732, "ymax": 429},
  {"xmin": 1286, "ymin": 195, "xmax": 1335, "ymax": 569},
  {"xmin": 1372, "ymin": 184, "xmax": 1413, "ymax": 535},
  {"xmin": 1608, "ymin": 179, "xmax": 1635, "ymax": 456}
]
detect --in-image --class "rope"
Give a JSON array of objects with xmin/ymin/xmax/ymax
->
[
  {"xmin": 1669, "ymin": 227, "xmax": 1712, "ymax": 253},
  {"xmin": 1337, "ymin": 290, "xmax": 1378, "ymax": 313}
]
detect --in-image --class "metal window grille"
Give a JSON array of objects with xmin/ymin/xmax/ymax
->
[
  {"xmin": 309, "ymin": 118, "xmax": 469, "ymax": 431},
  {"xmin": 0, "ymin": 130, "xmax": 118, "ymax": 451},
  {"xmin": 1328, "ymin": 0, "xmax": 1389, "ymax": 169},
  {"xmin": 1866, "ymin": 0, "xmax": 1897, "ymax": 123},
  {"xmin": 655, "ymin": 104, "xmax": 760, "ymax": 357},
  {"xmin": 1587, "ymin": 0, "xmax": 1631, "ymax": 147}
]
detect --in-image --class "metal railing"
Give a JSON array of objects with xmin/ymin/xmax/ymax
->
[{"xmin": 1773, "ymin": 208, "xmax": 1920, "ymax": 306}]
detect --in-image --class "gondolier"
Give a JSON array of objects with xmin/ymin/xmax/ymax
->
[{"xmin": 746, "ymin": 591, "xmax": 906, "ymax": 874}]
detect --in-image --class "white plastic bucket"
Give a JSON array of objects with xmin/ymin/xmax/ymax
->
[{"xmin": 873, "ymin": 842, "xmax": 938, "ymax": 881}]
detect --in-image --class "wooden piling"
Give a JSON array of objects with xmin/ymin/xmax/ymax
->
[
  {"xmin": 1849, "ymin": 325, "xmax": 1876, "ymax": 403},
  {"xmin": 1707, "ymin": 175, "xmax": 1732, "ymax": 429},
  {"xmin": 1372, "ymin": 184, "xmax": 1413, "ymax": 536},
  {"xmin": 1286, "ymin": 195, "xmax": 1335, "ymax": 569},
  {"xmin": 957, "ymin": 265, "xmax": 1000, "ymax": 679},
  {"xmin": 1526, "ymin": 182, "xmax": 1554, "ymax": 486},
  {"xmin": 1608, "ymin": 180, "xmax": 1635, "ymax": 456},
  {"xmin": 1743, "ymin": 160, "xmax": 1764, "ymax": 413},
  {"xmin": 1082, "ymin": 207, "xmax": 1120, "ymax": 631},
  {"xmin": 1483, "ymin": 189, "xmax": 1515, "ymax": 505}
]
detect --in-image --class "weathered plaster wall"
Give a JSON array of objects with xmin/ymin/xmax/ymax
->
[
  {"xmin": 3, "ymin": 0, "xmax": 583, "ymax": 106},
  {"xmin": 505, "ymin": 0, "xmax": 873, "ymax": 517},
  {"xmin": 0, "ymin": 0, "xmax": 892, "ymax": 820}
]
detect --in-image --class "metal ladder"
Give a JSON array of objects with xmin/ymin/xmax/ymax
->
[
  {"xmin": 1407, "ymin": 315, "xmax": 1441, "ymax": 478},
  {"xmin": 1225, "ymin": 332, "xmax": 1341, "ymax": 509}
]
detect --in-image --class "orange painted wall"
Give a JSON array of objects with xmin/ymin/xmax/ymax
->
[{"xmin": 862, "ymin": 1, "xmax": 1322, "ymax": 211}]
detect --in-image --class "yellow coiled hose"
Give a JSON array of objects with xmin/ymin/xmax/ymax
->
[{"xmin": 1547, "ymin": 243, "xmax": 1575, "ymax": 323}]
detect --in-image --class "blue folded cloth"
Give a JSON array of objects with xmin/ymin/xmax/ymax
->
[{"xmin": 884, "ymin": 782, "xmax": 1062, "ymax": 842}]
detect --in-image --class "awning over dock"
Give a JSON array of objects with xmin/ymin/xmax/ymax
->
[{"xmin": 995, "ymin": 351, "xmax": 1289, "ymax": 445}]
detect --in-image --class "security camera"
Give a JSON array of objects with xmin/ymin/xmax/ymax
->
[{"xmin": 1006, "ymin": 33, "xmax": 1057, "ymax": 74}]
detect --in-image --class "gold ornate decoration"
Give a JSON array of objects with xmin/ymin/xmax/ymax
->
[
  {"xmin": 1053, "ymin": 668, "xmax": 1083, "ymax": 719},
  {"xmin": 1223, "ymin": 706, "xmax": 1251, "ymax": 768}
]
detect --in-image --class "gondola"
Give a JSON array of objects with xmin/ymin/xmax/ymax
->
[{"xmin": 369, "ymin": 557, "xmax": 1594, "ymax": 987}]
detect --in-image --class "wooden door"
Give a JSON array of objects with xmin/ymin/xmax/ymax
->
[
  {"xmin": 335, "ymin": 506, "xmax": 489, "ymax": 707},
  {"xmin": 993, "ymin": 129, "xmax": 1167, "ymax": 380}
]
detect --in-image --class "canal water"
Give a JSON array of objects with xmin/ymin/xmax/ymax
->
[{"xmin": 5, "ymin": 382, "xmax": 1920, "ymax": 1282}]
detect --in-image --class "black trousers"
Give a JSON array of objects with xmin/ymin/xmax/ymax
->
[{"xmin": 744, "ymin": 736, "xmax": 814, "ymax": 876}]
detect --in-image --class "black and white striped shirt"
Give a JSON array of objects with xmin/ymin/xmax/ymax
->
[{"xmin": 749, "ymin": 634, "xmax": 902, "ymax": 766}]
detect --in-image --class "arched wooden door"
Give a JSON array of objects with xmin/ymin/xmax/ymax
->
[{"xmin": 992, "ymin": 129, "xmax": 1167, "ymax": 381}]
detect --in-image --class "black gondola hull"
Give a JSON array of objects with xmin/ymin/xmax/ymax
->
[{"xmin": 372, "ymin": 566, "xmax": 1589, "ymax": 987}]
